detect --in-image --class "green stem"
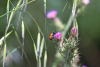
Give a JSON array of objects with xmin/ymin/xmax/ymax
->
[{"xmin": 62, "ymin": 0, "xmax": 78, "ymax": 40}]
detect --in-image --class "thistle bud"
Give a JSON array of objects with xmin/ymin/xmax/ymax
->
[{"xmin": 71, "ymin": 27, "xmax": 78, "ymax": 38}]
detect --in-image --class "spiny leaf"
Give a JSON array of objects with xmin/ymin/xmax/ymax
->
[{"xmin": 3, "ymin": 44, "xmax": 6, "ymax": 67}]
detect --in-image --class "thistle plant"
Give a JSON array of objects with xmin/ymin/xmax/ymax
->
[
  {"xmin": 0, "ymin": 0, "xmax": 91, "ymax": 67},
  {"xmin": 54, "ymin": 27, "xmax": 79, "ymax": 67},
  {"xmin": 46, "ymin": 0, "xmax": 82, "ymax": 67}
]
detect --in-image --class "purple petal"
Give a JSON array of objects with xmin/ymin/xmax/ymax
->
[{"xmin": 46, "ymin": 10, "xmax": 57, "ymax": 19}]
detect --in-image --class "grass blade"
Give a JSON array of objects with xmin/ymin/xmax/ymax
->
[
  {"xmin": 23, "ymin": 21, "xmax": 37, "ymax": 60},
  {"xmin": 4, "ymin": 0, "xmax": 22, "ymax": 47},
  {"xmin": 12, "ymin": 25, "xmax": 32, "ymax": 67},
  {"xmin": 26, "ymin": 11, "xmax": 44, "ymax": 36},
  {"xmin": 40, "ymin": 37, "xmax": 44, "ymax": 58},
  {"xmin": 26, "ymin": 11, "xmax": 47, "ymax": 67},
  {"xmin": 39, "ymin": 57, "xmax": 41, "ymax": 67},
  {"xmin": 3, "ymin": 44, "xmax": 6, "ymax": 67},
  {"xmin": 7, "ymin": 0, "xmax": 9, "ymax": 24},
  {"xmin": 37, "ymin": 32, "xmax": 40, "ymax": 56},
  {"xmin": 43, "ymin": 0, "xmax": 46, "ymax": 14},
  {"xmin": 0, "ymin": 0, "xmax": 35, "ymax": 18},
  {"xmin": 12, "ymin": 25, "xmax": 21, "ymax": 44},
  {"xmin": 21, "ymin": 21, "xmax": 25, "ymax": 59},
  {"xmin": 0, "ymin": 31, "xmax": 12, "ymax": 47},
  {"xmin": 0, "ymin": 45, "xmax": 22, "ymax": 60},
  {"xmin": 6, "ymin": 0, "xmax": 22, "ymax": 31},
  {"xmin": 14, "ymin": 31, "xmax": 21, "ymax": 44},
  {"xmin": 33, "ymin": 43, "xmax": 37, "ymax": 59},
  {"xmin": 23, "ymin": 21, "xmax": 38, "ymax": 61},
  {"xmin": 22, "ymin": 21, "xmax": 25, "ymax": 39},
  {"xmin": 43, "ymin": 50, "xmax": 47, "ymax": 67},
  {"xmin": 23, "ymin": 0, "xmax": 28, "ymax": 17}
]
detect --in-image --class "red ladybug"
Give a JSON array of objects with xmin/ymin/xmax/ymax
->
[{"xmin": 49, "ymin": 32, "xmax": 56, "ymax": 40}]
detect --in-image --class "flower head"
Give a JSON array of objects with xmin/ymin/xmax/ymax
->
[
  {"xmin": 82, "ymin": 0, "xmax": 90, "ymax": 5},
  {"xmin": 46, "ymin": 10, "xmax": 57, "ymax": 19},
  {"xmin": 82, "ymin": 65, "xmax": 87, "ymax": 67},
  {"xmin": 71, "ymin": 27, "xmax": 78, "ymax": 37},
  {"xmin": 54, "ymin": 32, "xmax": 62, "ymax": 41}
]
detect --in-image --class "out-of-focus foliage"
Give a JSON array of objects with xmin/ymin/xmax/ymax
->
[{"xmin": 0, "ymin": 0, "xmax": 100, "ymax": 67}]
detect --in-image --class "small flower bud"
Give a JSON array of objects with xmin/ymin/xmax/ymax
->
[
  {"xmin": 54, "ymin": 32, "xmax": 62, "ymax": 41},
  {"xmin": 46, "ymin": 10, "xmax": 57, "ymax": 19},
  {"xmin": 71, "ymin": 27, "xmax": 78, "ymax": 37}
]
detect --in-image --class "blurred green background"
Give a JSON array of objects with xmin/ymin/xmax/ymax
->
[{"xmin": 0, "ymin": 0, "xmax": 100, "ymax": 67}]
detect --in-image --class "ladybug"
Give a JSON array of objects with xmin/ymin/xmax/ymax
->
[{"xmin": 49, "ymin": 32, "xmax": 56, "ymax": 40}]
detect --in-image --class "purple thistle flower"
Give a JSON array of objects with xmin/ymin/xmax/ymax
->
[
  {"xmin": 71, "ymin": 27, "xmax": 78, "ymax": 37},
  {"xmin": 82, "ymin": 0, "xmax": 90, "ymax": 5},
  {"xmin": 82, "ymin": 65, "xmax": 87, "ymax": 67},
  {"xmin": 46, "ymin": 10, "xmax": 57, "ymax": 19},
  {"xmin": 54, "ymin": 32, "xmax": 62, "ymax": 41}
]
